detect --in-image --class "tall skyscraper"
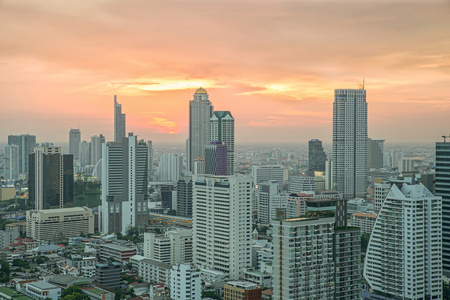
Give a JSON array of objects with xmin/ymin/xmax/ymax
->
[
  {"xmin": 193, "ymin": 175, "xmax": 253, "ymax": 280},
  {"xmin": 69, "ymin": 129, "xmax": 81, "ymax": 160},
  {"xmin": 79, "ymin": 141, "xmax": 91, "ymax": 167},
  {"xmin": 8, "ymin": 134, "xmax": 36, "ymax": 174},
  {"xmin": 210, "ymin": 111, "xmax": 234, "ymax": 175},
  {"xmin": 28, "ymin": 146, "xmax": 73, "ymax": 210},
  {"xmin": 91, "ymin": 134, "xmax": 105, "ymax": 167},
  {"xmin": 114, "ymin": 95, "xmax": 126, "ymax": 143},
  {"xmin": 187, "ymin": 88, "xmax": 214, "ymax": 172},
  {"xmin": 204, "ymin": 141, "xmax": 227, "ymax": 175},
  {"xmin": 147, "ymin": 140, "xmax": 154, "ymax": 180},
  {"xmin": 156, "ymin": 153, "xmax": 181, "ymax": 182},
  {"xmin": 332, "ymin": 88, "xmax": 367, "ymax": 199},
  {"xmin": 364, "ymin": 183, "xmax": 442, "ymax": 298},
  {"xmin": 367, "ymin": 138, "xmax": 384, "ymax": 169},
  {"xmin": 436, "ymin": 140, "xmax": 450, "ymax": 276},
  {"xmin": 308, "ymin": 139, "xmax": 326, "ymax": 172},
  {"xmin": 4, "ymin": 145, "xmax": 20, "ymax": 180},
  {"xmin": 176, "ymin": 176, "xmax": 193, "ymax": 218},
  {"xmin": 101, "ymin": 134, "xmax": 148, "ymax": 234}
]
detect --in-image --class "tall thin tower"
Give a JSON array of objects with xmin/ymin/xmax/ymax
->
[
  {"xmin": 210, "ymin": 111, "xmax": 234, "ymax": 175},
  {"xmin": 69, "ymin": 129, "xmax": 81, "ymax": 160},
  {"xmin": 114, "ymin": 95, "xmax": 126, "ymax": 143},
  {"xmin": 332, "ymin": 88, "xmax": 367, "ymax": 198},
  {"xmin": 187, "ymin": 88, "xmax": 213, "ymax": 172}
]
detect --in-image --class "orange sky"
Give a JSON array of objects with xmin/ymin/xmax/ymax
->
[{"xmin": 1, "ymin": 0, "xmax": 449, "ymax": 145}]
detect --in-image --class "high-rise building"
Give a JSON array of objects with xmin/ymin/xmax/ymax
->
[
  {"xmin": 144, "ymin": 229, "xmax": 193, "ymax": 264},
  {"xmin": 373, "ymin": 178, "xmax": 391, "ymax": 214},
  {"xmin": 4, "ymin": 144, "xmax": 20, "ymax": 180},
  {"xmin": 308, "ymin": 139, "xmax": 326, "ymax": 172},
  {"xmin": 69, "ymin": 129, "xmax": 81, "ymax": 161},
  {"xmin": 258, "ymin": 181, "xmax": 285, "ymax": 224},
  {"xmin": 147, "ymin": 140, "xmax": 154, "ymax": 180},
  {"xmin": 170, "ymin": 264, "xmax": 201, "ymax": 300},
  {"xmin": 210, "ymin": 111, "xmax": 235, "ymax": 175},
  {"xmin": 364, "ymin": 183, "xmax": 442, "ymax": 298},
  {"xmin": 436, "ymin": 140, "xmax": 450, "ymax": 276},
  {"xmin": 193, "ymin": 175, "xmax": 253, "ymax": 280},
  {"xmin": 90, "ymin": 135, "xmax": 104, "ymax": 167},
  {"xmin": 289, "ymin": 176, "xmax": 316, "ymax": 193},
  {"xmin": 205, "ymin": 141, "xmax": 227, "ymax": 175},
  {"xmin": 176, "ymin": 176, "xmax": 193, "ymax": 218},
  {"xmin": 28, "ymin": 146, "xmax": 73, "ymax": 210},
  {"xmin": 79, "ymin": 141, "xmax": 91, "ymax": 167},
  {"xmin": 367, "ymin": 138, "xmax": 384, "ymax": 169},
  {"xmin": 187, "ymin": 88, "xmax": 214, "ymax": 172},
  {"xmin": 251, "ymin": 165, "xmax": 285, "ymax": 186},
  {"xmin": 332, "ymin": 88, "xmax": 367, "ymax": 199},
  {"xmin": 160, "ymin": 184, "xmax": 176, "ymax": 209},
  {"xmin": 8, "ymin": 134, "xmax": 36, "ymax": 174},
  {"xmin": 114, "ymin": 96, "xmax": 126, "ymax": 143},
  {"xmin": 156, "ymin": 153, "xmax": 181, "ymax": 182},
  {"xmin": 101, "ymin": 134, "xmax": 148, "ymax": 234}
]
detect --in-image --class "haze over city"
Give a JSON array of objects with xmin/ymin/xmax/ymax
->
[{"xmin": 1, "ymin": 0, "xmax": 449, "ymax": 144}]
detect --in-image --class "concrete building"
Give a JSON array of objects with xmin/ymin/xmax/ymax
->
[
  {"xmin": 26, "ymin": 207, "xmax": 94, "ymax": 241},
  {"xmin": 24, "ymin": 282, "xmax": 61, "ymax": 300},
  {"xmin": 130, "ymin": 255, "xmax": 171, "ymax": 286},
  {"xmin": 288, "ymin": 176, "xmax": 316, "ymax": 193},
  {"xmin": 176, "ymin": 176, "xmax": 193, "ymax": 218},
  {"xmin": 399, "ymin": 157, "xmax": 415, "ymax": 173},
  {"xmin": 257, "ymin": 181, "xmax": 285, "ymax": 224},
  {"xmin": 193, "ymin": 175, "xmax": 253, "ymax": 280},
  {"xmin": 364, "ymin": 183, "xmax": 442, "ymax": 299},
  {"xmin": 0, "ymin": 230, "xmax": 19, "ymax": 248},
  {"xmin": 147, "ymin": 140, "xmax": 154, "ymax": 180},
  {"xmin": 69, "ymin": 129, "xmax": 81, "ymax": 161},
  {"xmin": 101, "ymin": 134, "xmax": 148, "ymax": 234},
  {"xmin": 78, "ymin": 141, "xmax": 91, "ymax": 167},
  {"xmin": 100, "ymin": 243, "xmax": 136, "ymax": 262},
  {"xmin": 0, "ymin": 185, "xmax": 15, "ymax": 201},
  {"xmin": 350, "ymin": 212, "xmax": 377, "ymax": 235},
  {"xmin": 90, "ymin": 135, "xmax": 104, "ymax": 167},
  {"xmin": 144, "ymin": 229, "xmax": 192, "ymax": 264},
  {"xmin": 210, "ymin": 111, "xmax": 235, "ymax": 175},
  {"xmin": 436, "ymin": 140, "xmax": 450, "ymax": 276},
  {"xmin": 28, "ymin": 146, "xmax": 73, "ymax": 210},
  {"xmin": 224, "ymin": 281, "xmax": 261, "ymax": 300},
  {"xmin": 96, "ymin": 262, "xmax": 122, "ymax": 289},
  {"xmin": 114, "ymin": 96, "xmax": 126, "ymax": 143},
  {"xmin": 8, "ymin": 134, "xmax": 36, "ymax": 174},
  {"xmin": 308, "ymin": 139, "xmax": 326, "ymax": 172},
  {"xmin": 285, "ymin": 193, "xmax": 311, "ymax": 218},
  {"xmin": 187, "ymin": 88, "xmax": 214, "ymax": 172},
  {"xmin": 251, "ymin": 165, "xmax": 285, "ymax": 186},
  {"xmin": 156, "ymin": 153, "xmax": 181, "ymax": 182},
  {"xmin": 205, "ymin": 142, "xmax": 227, "ymax": 176},
  {"xmin": 347, "ymin": 198, "xmax": 369, "ymax": 213},
  {"xmin": 367, "ymin": 138, "xmax": 384, "ymax": 169},
  {"xmin": 373, "ymin": 178, "xmax": 391, "ymax": 214},
  {"xmin": 4, "ymin": 145, "xmax": 20, "ymax": 180},
  {"xmin": 170, "ymin": 264, "xmax": 201, "ymax": 300},
  {"xmin": 332, "ymin": 88, "xmax": 367, "ymax": 199}
]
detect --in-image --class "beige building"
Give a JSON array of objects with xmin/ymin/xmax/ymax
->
[
  {"xmin": 0, "ymin": 187, "xmax": 15, "ymax": 201},
  {"xmin": 26, "ymin": 207, "xmax": 94, "ymax": 241},
  {"xmin": 350, "ymin": 212, "xmax": 377, "ymax": 235}
]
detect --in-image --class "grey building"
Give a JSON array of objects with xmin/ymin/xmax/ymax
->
[
  {"xmin": 210, "ymin": 111, "xmax": 235, "ymax": 175},
  {"xmin": 308, "ymin": 139, "xmax": 326, "ymax": 172},
  {"xmin": 176, "ymin": 176, "xmax": 193, "ymax": 218},
  {"xmin": 367, "ymin": 138, "xmax": 384, "ymax": 169},
  {"xmin": 205, "ymin": 142, "xmax": 227, "ymax": 176},
  {"xmin": 114, "ymin": 95, "xmax": 126, "ymax": 143},
  {"xmin": 69, "ymin": 129, "xmax": 81, "ymax": 161},
  {"xmin": 8, "ymin": 134, "xmax": 37, "ymax": 174},
  {"xmin": 96, "ymin": 262, "xmax": 122, "ymax": 289}
]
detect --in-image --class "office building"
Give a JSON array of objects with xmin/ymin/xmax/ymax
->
[
  {"xmin": 350, "ymin": 212, "xmax": 377, "ymax": 235},
  {"xmin": 367, "ymin": 138, "xmax": 384, "ymax": 169},
  {"xmin": 289, "ymin": 175, "xmax": 316, "ymax": 193},
  {"xmin": 177, "ymin": 176, "xmax": 193, "ymax": 218},
  {"xmin": 144, "ymin": 229, "xmax": 193, "ymax": 264},
  {"xmin": 148, "ymin": 140, "xmax": 154, "ymax": 180},
  {"xmin": 68, "ymin": 129, "xmax": 81, "ymax": 161},
  {"xmin": 332, "ymin": 88, "xmax": 367, "ymax": 198},
  {"xmin": 170, "ymin": 264, "xmax": 201, "ymax": 300},
  {"xmin": 187, "ymin": 88, "xmax": 214, "ymax": 172},
  {"xmin": 100, "ymin": 243, "xmax": 136, "ymax": 262},
  {"xmin": 193, "ymin": 175, "xmax": 253, "ymax": 280},
  {"xmin": 224, "ymin": 281, "xmax": 262, "ymax": 300},
  {"xmin": 4, "ymin": 144, "xmax": 19, "ymax": 180},
  {"xmin": 435, "ymin": 140, "xmax": 450, "ymax": 276},
  {"xmin": 156, "ymin": 153, "xmax": 181, "ymax": 182},
  {"xmin": 26, "ymin": 207, "xmax": 94, "ymax": 241},
  {"xmin": 24, "ymin": 281, "xmax": 61, "ymax": 300},
  {"xmin": 8, "ymin": 134, "xmax": 36, "ymax": 174},
  {"xmin": 79, "ymin": 141, "xmax": 91, "ymax": 167},
  {"xmin": 130, "ymin": 255, "xmax": 172, "ymax": 286},
  {"xmin": 114, "ymin": 95, "xmax": 126, "ymax": 143},
  {"xmin": 161, "ymin": 184, "xmax": 176, "ymax": 209},
  {"xmin": 90, "ymin": 134, "xmax": 104, "ymax": 167},
  {"xmin": 308, "ymin": 139, "xmax": 326, "ymax": 172},
  {"xmin": 101, "ymin": 134, "xmax": 148, "ymax": 234},
  {"xmin": 325, "ymin": 159, "xmax": 334, "ymax": 190},
  {"xmin": 258, "ymin": 181, "xmax": 285, "ymax": 224},
  {"xmin": 96, "ymin": 262, "xmax": 122, "ymax": 289},
  {"xmin": 210, "ymin": 111, "xmax": 235, "ymax": 175},
  {"xmin": 0, "ymin": 230, "xmax": 19, "ymax": 248},
  {"xmin": 399, "ymin": 157, "xmax": 414, "ymax": 173},
  {"xmin": 364, "ymin": 183, "xmax": 442, "ymax": 298},
  {"xmin": 205, "ymin": 141, "xmax": 227, "ymax": 175},
  {"xmin": 251, "ymin": 165, "xmax": 285, "ymax": 186},
  {"xmin": 28, "ymin": 146, "xmax": 73, "ymax": 210}
]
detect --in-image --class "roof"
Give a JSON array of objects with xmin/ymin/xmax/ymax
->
[
  {"xmin": 32, "ymin": 244, "xmax": 61, "ymax": 252},
  {"xmin": 351, "ymin": 212, "xmax": 377, "ymax": 218},
  {"xmin": 26, "ymin": 281, "xmax": 59, "ymax": 290},
  {"xmin": 212, "ymin": 111, "xmax": 233, "ymax": 119},
  {"xmin": 262, "ymin": 289, "xmax": 273, "ymax": 296},
  {"xmin": 101, "ymin": 243, "xmax": 135, "ymax": 251},
  {"xmin": 49, "ymin": 275, "xmax": 93, "ymax": 286},
  {"xmin": 194, "ymin": 87, "xmax": 207, "ymax": 94}
]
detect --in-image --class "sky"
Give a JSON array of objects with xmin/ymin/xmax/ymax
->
[{"xmin": 1, "ymin": 0, "xmax": 449, "ymax": 145}]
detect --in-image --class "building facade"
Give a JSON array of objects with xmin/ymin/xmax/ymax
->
[
  {"xmin": 4, "ymin": 144, "xmax": 20, "ymax": 180},
  {"xmin": 69, "ymin": 129, "xmax": 81, "ymax": 161},
  {"xmin": 210, "ymin": 111, "xmax": 235, "ymax": 175},
  {"xmin": 114, "ymin": 96, "xmax": 126, "ymax": 143},
  {"xmin": 224, "ymin": 281, "xmax": 262, "ymax": 300},
  {"xmin": 170, "ymin": 264, "xmax": 201, "ymax": 300},
  {"xmin": 251, "ymin": 165, "xmax": 285, "ymax": 186},
  {"xmin": 332, "ymin": 88, "xmax": 367, "ymax": 198},
  {"xmin": 308, "ymin": 139, "xmax": 326, "ymax": 172},
  {"xmin": 367, "ymin": 138, "xmax": 384, "ymax": 169},
  {"xmin": 144, "ymin": 229, "xmax": 193, "ymax": 264},
  {"xmin": 96, "ymin": 262, "xmax": 122, "ymax": 289},
  {"xmin": 8, "ymin": 134, "xmax": 36, "ymax": 174},
  {"xmin": 205, "ymin": 142, "xmax": 227, "ymax": 176},
  {"xmin": 176, "ymin": 176, "xmax": 193, "ymax": 218}
]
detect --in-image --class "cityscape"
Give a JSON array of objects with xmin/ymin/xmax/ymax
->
[{"xmin": 1, "ymin": 1, "xmax": 449, "ymax": 300}]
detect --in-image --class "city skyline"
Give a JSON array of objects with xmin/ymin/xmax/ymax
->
[{"xmin": 1, "ymin": 1, "xmax": 450, "ymax": 144}]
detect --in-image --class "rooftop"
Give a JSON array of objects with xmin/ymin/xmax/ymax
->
[
  {"xmin": 26, "ymin": 281, "xmax": 59, "ymax": 290},
  {"xmin": 352, "ymin": 212, "xmax": 377, "ymax": 218}
]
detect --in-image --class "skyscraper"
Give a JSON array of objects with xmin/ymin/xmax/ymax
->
[
  {"xmin": 210, "ymin": 111, "xmax": 234, "ymax": 175},
  {"xmin": 176, "ymin": 176, "xmax": 193, "ymax": 218},
  {"xmin": 187, "ymin": 88, "xmax": 214, "ymax": 172},
  {"xmin": 436, "ymin": 140, "xmax": 450, "ymax": 276},
  {"xmin": 364, "ymin": 183, "xmax": 442, "ymax": 298},
  {"xmin": 193, "ymin": 175, "xmax": 253, "ymax": 280},
  {"xmin": 28, "ymin": 146, "xmax": 73, "ymax": 210},
  {"xmin": 308, "ymin": 139, "xmax": 326, "ymax": 172},
  {"xmin": 332, "ymin": 88, "xmax": 367, "ymax": 198},
  {"xmin": 8, "ymin": 134, "xmax": 36, "ymax": 174},
  {"xmin": 4, "ymin": 145, "xmax": 20, "ymax": 180},
  {"xmin": 114, "ymin": 95, "xmax": 126, "ymax": 143},
  {"xmin": 367, "ymin": 138, "xmax": 384, "ymax": 169},
  {"xmin": 91, "ymin": 134, "xmax": 105, "ymax": 167},
  {"xmin": 79, "ymin": 141, "xmax": 91, "ymax": 167},
  {"xmin": 204, "ymin": 141, "xmax": 227, "ymax": 175},
  {"xmin": 147, "ymin": 140, "xmax": 154, "ymax": 180},
  {"xmin": 101, "ymin": 134, "xmax": 148, "ymax": 234},
  {"xmin": 69, "ymin": 129, "xmax": 81, "ymax": 160},
  {"xmin": 156, "ymin": 153, "xmax": 181, "ymax": 182}
]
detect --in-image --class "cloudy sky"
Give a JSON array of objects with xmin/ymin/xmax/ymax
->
[{"xmin": 1, "ymin": 0, "xmax": 449, "ymax": 145}]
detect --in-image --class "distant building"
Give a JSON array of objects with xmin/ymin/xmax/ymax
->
[
  {"xmin": 8, "ymin": 134, "xmax": 36, "ymax": 174},
  {"xmin": 289, "ymin": 176, "xmax": 316, "ymax": 193},
  {"xmin": 0, "ymin": 230, "xmax": 19, "ymax": 248},
  {"xmin": 170, "ymin": 264, "xmax": 201, "ymax": 300},
  {"xmin": 24, "ymin": 281, "xmax": 61, "ymax": 300},
  {"xmin": 210, "ymin": 111, "xmax": 235, "ymax": 175},
  {"xmin": 90, "ymin": 135, "xmax": 105, "ymax": 167},
  {"xmin": 4, "ymin": 145, "xmax": 20, "ymax": 180},
  {"xmin": 257, "ymin": 181, "xmax": 285, "ymax": 224},
  {"xmin": 100, "ymin": 243, "xmax": 136, "ymax": 262},
  {"xmin": 367, "ymin": 138, "xmax": 384, "ymax": 169},
  {"xmin": 156, "ymin": 153, "xmax": 181, "ymax": 182},
  {"xmin": 176, "ymin": 177, "xmax": 193, "ymax": 218},
  {"xmin": 308, "ymin": 139, "xmax": 326, "ymax": 172},
  {"xmin": 130, "ymin": 255, "xmax": 171, "ymax": 286},
  {"xmin": 114, "ymin": 96, "xmax": 126, "ymax": 143},
  {"xmin": 144, "ymin": 229, "xmax": 192, "ymax": 264},
  {"xmin": 205, "ymin": 142, "xmax": 227, "ymax": 175},
  {"xmin": 350, "ymin": 212, "xmax": 377, "ymax": 235},
  {"xmin": 96, "ymin": 262, "xmax": 122, "ymax": 289},
  {"xmin": 79, "ymin": 141, "xmax": 91, "ymax": 167},
  {"xmin": 252, "ymin": 165, "xmax": 285, "ymax": 186},
  {"xmin": 26, "ymin": 207, "xmax": 94, "ymax": 241},
  {"xmin": 224, "ymin": 281, "xmax": 262, "ymax": 300}
]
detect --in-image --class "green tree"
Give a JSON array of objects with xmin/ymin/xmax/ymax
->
[{"xmin": 361, "ymin": 233, "xmax": 370, "ymax": 254}]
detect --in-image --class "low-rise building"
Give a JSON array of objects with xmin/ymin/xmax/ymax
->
[
  {"xmin": 243, "ymin": 269, "xmax": 272, "ymax": 289},
  {"xmin": 23, "ymin": 282, "xmax": 61, "ymax": 300},
  {"xmin": 170, "ymin": 264, "xmax": 201, "ymax": 300},
  {"xmin": 100, "ymin": 243, "xmax": 136, "ymax": 263},
  {"xmin": 130, "ymin": 255, "xmax": 171, "ymax": 286},
  {"xmin": 81, "ymin": 287, "xmax": 114, "ymax": 300},
  {"xmin": 96, "ymin": 262, "xmax": 122, "ymax": 289},
  {"xmin": 224, "ymin": 281, "xmax": 261, "ymax": 300}
]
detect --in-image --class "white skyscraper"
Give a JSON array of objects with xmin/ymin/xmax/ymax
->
[
  {"xmin": 156, "ymin": 153, "xmax": 182, "ymax": 182},
  {"xmin": 210, "ymin": 111, "xmax": 234, "ymax": 175},
  {"xmin": 193, "ymin": 175, "xmax": 253, "ymax": 280},
  {"xmin": 364, "ymin": 183, "xmax": 442, "ymax": 299},
  {"xmin": 332, "ymin": 88, "xmax": 367, "ymax": 199},
  {"xmin": 4, "ymin": 144, "xmax": 20, "ymax": 180},
  {"xmin": 170, "ymin": 264, "xmax": 201, "ymax": 300},
  {"xmin": 101, "ymin": 134, "xmax": 148, "ymax": 234},
  {"xmin": 69, "ymin": 129, "xmax": 81, "ymax": 160},
  {"xmin": 187, "ymin": 88, "xmax": 214, "ymax": 172},
  {"xmin": 258, "ymin": 181, "xmax": 285, "ymax": 224},
  {"xmin": 114, "ymin": 95, "xmax": 126, "ymax": 143}
]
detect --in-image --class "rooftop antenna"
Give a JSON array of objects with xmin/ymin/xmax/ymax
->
[
  {"xmin": 363, "ymin": 78, "xmax": 365, "ymax": 90},
  {"xmin": 443, "ymin": 135, "xmax": 448, "ymax": 143}
]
